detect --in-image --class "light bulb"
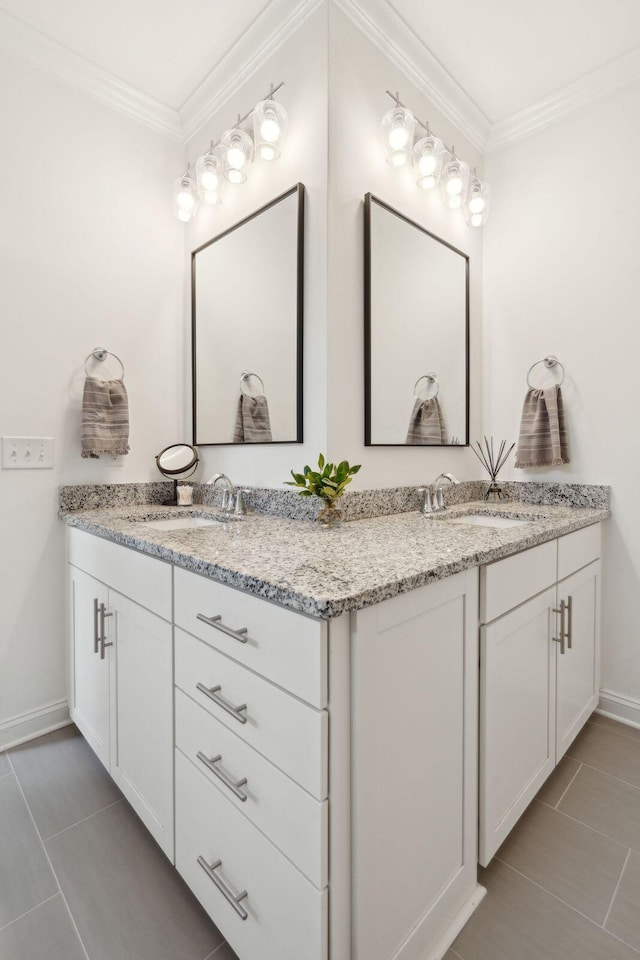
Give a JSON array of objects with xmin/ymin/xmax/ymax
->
[
  {"xmin": 260, "ymin": 112, "xmax": 280, "ymax": 142},
  {"xmin": 204, "ymin": 190, "xmax": 220, "ymax": 205},
  {"xmin": 177, "ymin": 188, "xmax": 195, "ymax": 210},
  {"xmin": 389, "ymin": 124, "xmax": 409, "ymax": 150},
  {"xmin": 470, "ymin": 213, "xmax": 483, "ymax": 227},
  {"xmin": 469, "ymin": 194, "xmax": 485, "ymax": 214},
  {"xmin": 177, "ymin": 208, "xmax": 192, "ymax": 222},
  {"xmin": 389, "ymin": 152, "xmax": 408, "ymax": 168},
  {"xmin": 200, "ymin": 166, "xmax": 219, "ymax": 190},
  {"xmin": 448, "ymin": 195, "xmax": 463, "ymax": 209},
  {"xmin": 418, "ymin": 152, "xmax": 437, "ymax": 176},
  {"xmin": 446, "ymin": 175, "xmax": 463, "ymax": 196},
  {"xmin": 227, "ymin": 142, "xmax": 246, "ymax": 169},
  {"xmin": 227, "ymin": 168, "xmax": 244, "ymax": 184},
  {"xmin": 419, "ymin": 174, "xmax": 436, "ymax": 189}
]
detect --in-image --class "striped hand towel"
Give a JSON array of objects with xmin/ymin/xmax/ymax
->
[
  {"xmin": 515, "ymin": 385, "xmax": 569, "ymax": 468},
  {"xmin": 233, "ymin": 395, "xmax": 273, "ymax": 443},
  {"xmin": 405, "ymin": 398, "xmax": 447, "ymax": 445},
  {"xmin": 81, "ymin": 378, "xmax": 130, "ymax": 459}
]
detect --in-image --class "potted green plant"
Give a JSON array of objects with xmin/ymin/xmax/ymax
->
[{"xmin": 285, "ymin": 454, "xmax": 361, "ymax": 528}]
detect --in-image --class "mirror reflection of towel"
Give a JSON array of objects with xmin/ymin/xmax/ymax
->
[
  {"xmin": 233, "ymin": 395, "xmax": 273, "ymax": 443},
  {"xmin": 405, "ymin": 398, "xmax": 447, "ymax": 444},
  {"xmin": 515, "ymin": 385, "xmax": 569, "ymax": 467}
]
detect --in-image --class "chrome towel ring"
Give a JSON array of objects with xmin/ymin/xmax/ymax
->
[
  {"xmin": 240, "ymin": 370, "xmax": 265, "ymax": 396},
  {"xmin": 414, "ymin": 372, "xmax": 440, "ymax": 400},
  {"xmin": 526, "ymin": 354, "xmax": 565, "ymax": 389},
  {"xmin": 84, "ymin": 347, "xmax": 125, "ymax": 380}
]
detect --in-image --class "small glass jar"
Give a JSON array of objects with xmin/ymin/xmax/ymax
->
[
  {"xmin": 317, "ymin": 499, "xmax": 343, "ymax": 530},
  {"xmin": 177, "ymin": 484, "xmax": 193, "ymax": 506}
]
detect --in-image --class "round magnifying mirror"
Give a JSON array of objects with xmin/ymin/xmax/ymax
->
[{"xmin": 155, "ymin": 444, "xmax": 199, "ymax": 504}]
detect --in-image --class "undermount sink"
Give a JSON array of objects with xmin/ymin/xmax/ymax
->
[
  {"xmin": 444, "ymin": 514, "xmax": 533, "ymax": 529},
  {"xmin": 141, "ymin": 517, "xmax": 221, "ymax": 531}
]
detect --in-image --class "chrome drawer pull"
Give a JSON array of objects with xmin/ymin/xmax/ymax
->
[
  {"xmin": 565, "ymin": 595, "xmax": 573, "ymax": 649},
  {"xmin": 196, "ymin": 751, "xmax": 248, "ymax": 802},
  {"xmin": 196, "ymin": 683, "xmax": 248, "ymax": 724},
  {"xmin": 197, "ymin": 856, "xmax": 248, "ymax": 920},
  {"xmin": 196, "ymin": 613, "xmax": 248, "ymax": 645},
  {"xmin": 552, "ymin": 600, "xmax": 566, "ymax": 655},
  {"xmin": 93, "ymin": 598, "xmax": 100, "ymax": 654},
  {"xmin": 99, "ymin": 603, "xmax": 114, "ymax": 660}
]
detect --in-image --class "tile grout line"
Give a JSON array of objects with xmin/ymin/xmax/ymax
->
[
  {"xmin": 0, "ymin": 893, "xmax": 61, "ymax": 934},
  {"xmin": 554, "ymin": 762, "xmax": 583, "ymax": 809},
  {"xmin": 566, "ymin": 754, "xmax": 640, "ymax": 792},
  {"xmin": 603, "ymin": 848, "xmax": 632, "ymax": 930},
  {"xmin": 494, "ymin": 858, "xmax": 640, "ymax": 956},
  {"xmin": 533, "ymin": 798, "xmax": 631, "ymax": 849},
  {"xmin": 43, "ymin": 797, "xmax": 124, "ymax": 842},
  {"xmin": 7, "ymin": 753, "xmax": 92, "ymax": 960}
]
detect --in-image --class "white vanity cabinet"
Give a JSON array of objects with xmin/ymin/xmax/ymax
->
[
  {"xmin": 67, "ymin": 528, "xmax": 174, "ymax": 859},
  {"xmin": 479, "ymin": 524, "xmax": 601, "ymax": 866}
]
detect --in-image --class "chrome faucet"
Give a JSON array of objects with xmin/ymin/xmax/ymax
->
[
  {"xmin": 206, "ymin": 473, "xmax": 235, "ymax": 515},
  {"xmin": 433, "ymin": 473, "xmax": 459, "ymax": 511}
]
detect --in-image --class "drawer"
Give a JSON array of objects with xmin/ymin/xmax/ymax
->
[
  {"xmin": 558, "ymin": 524, "xmax": 601, "ymax": 581},
  {"xmin": 176, "ymin": 689, "xmax": 328, "ymax": 887},
  {"xmin": 175, "ymin": 628, "xmax": 328, "ymax": 799},
  {"xmin": 175, "ymin": 749, "xmax": 328, "ymax": 960},
  {"xmin": 174, "ymin": 567, "xmax": 327, "ymax": 708},
  {"xmin": 481, "ymin": 539, "xmax": 557, "ymax": 623},
  {"xmin": 67, "ymin": 527, "xmax": 171, "ymax": 621}
]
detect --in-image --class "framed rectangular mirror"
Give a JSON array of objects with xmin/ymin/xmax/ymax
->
[
  {"xmin": 192, "ymin": 183, "xmax": 304, "ymax": 445},
  {"xmin": 364, "ymin": 194, "xmax": 469, "ymax": 446}
]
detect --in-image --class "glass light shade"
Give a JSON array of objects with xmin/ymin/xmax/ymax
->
[
  {"xmin": 196, "ymin": 146, "xmax": 226, "ymax": 205},
  {"xmin": 440, "ymin": 154, "xmax": 470, "ymax": 209},
  {"xmin": 253, "ymin": 99, "xmax": 288, "ymax": 161},
  {"xmin": 412, "ymin": 133, "xmax": 445, "ymax": 189},
  {"xmin": 173, "ymin": 173, "xmax": 198, "ymax": 222},
  {"xmin": 465, "ymin": 176, "xmax": 491, "ymax": 227},
  {"xmin": 381, "ymin": 105, "xmax": 415, "ymax": 167},
  {"xmin": 220, "ymin": 127, "xmax": 254, "ymax": 184}
]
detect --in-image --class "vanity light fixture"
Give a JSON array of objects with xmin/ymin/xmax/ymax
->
[
  {"xmin": 196, "ymin": 143, "xmax": 225, "ymax": 205},
  {"xmin": 173, "ymin": 167, "xmax": 199, "ymax": 223},
  {"xmin": 173, "ymin": 82, "xmax": 286, "ymax": 222},
  {"xmin": 381, "ymin": 94, "xmax": 415, "ymax": 167},
  {"xmin": 381, "ymin": 90, "xmax": 490, "ymax": 227},
  {"xmin": 465, "ymin": 171, "xmax": 491, "ymax": 227}
]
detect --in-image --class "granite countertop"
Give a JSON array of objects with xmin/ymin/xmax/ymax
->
[{"xmin": 62, "ymin": 500, "xmax": 610, "ymax": 619}]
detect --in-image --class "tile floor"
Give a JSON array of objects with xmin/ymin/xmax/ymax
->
[
  {"xmin": 1, "ymin": 715, "xmax": 639, "ymax": 959},
  {"xmin": 0, "ymin": 724, "xmax": 237, "ymax": 960},
  {"xmin": 451, "ymin": 713, "xmax": 640, "ymax": 960}
]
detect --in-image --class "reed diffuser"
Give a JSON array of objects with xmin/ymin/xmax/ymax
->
[{"xmin": 472, "ymin": 437, "xmax": 515, "ymax": 500}]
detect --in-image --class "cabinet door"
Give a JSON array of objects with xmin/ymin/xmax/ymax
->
[
  {"xmin": 351, "ymin": 570, "xmax": 479, "ymax": 960},
  {"xmin": 479, "ymin": 587, "xmax": 556, "ymax": 866},
  {"xmin": 69, "ymin": 565, "xmax": 110, "ymax": 769},
  {"xmin": 109, "ymin": 590, "xmax": 174, "ymax": 859},
  {"xmin": 556, "ymin": 561, "xmax": 600, "ymax": 761}
]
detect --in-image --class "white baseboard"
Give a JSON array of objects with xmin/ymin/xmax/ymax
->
[
  {"xmin": 597, "ymin": 689, "xmax": 640, "ymax": 730},
  {"xmin": 0, "ymin": 699, "xmax": 71, "ymax": 751}
]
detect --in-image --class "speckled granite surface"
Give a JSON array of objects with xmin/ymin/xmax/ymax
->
[
  {"xmin": 62, "ymin": 499, "xmax": 609, "ymax": 619},
  {"xmin": 59, "ymin": 482, "xmax": 175, "ymax": 513}
]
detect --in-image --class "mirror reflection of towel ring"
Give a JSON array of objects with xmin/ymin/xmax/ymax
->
[
  {"xmin": 240, "ymin": 370, "xmax": 265, "ymax": 397},
  {"xmin": 526, "ymin": 355, "xmax": 565, "ymax": 389},
  {"xmin": 84, "ymin": 347, "xmax": 125, "ymax": 380},
  {"xmin": 414, "ymin": 372, "xmax": 440, "ymax": 401}
]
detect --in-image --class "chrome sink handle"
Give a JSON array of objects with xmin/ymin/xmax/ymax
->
[{"xmin": 433, "ymin": 473, "xmax": 459, "ymax": 511}]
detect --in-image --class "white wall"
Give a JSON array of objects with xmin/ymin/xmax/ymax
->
[
  {"xmin": 184, "ymin": 5, "xmax": 329, "ymax": 485},
  {"xmin": 483, "ymin": 81, "xmax": 640, "ymax": 707},
  {"xmin": 326, "ymin": 6, "xmax": 485, "ymax": 486},
  {"xmin": 0, "ymin": 51, "xmax": 184, "ymax": 739}
]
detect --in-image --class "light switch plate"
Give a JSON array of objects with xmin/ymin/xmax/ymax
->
[{"xmin": 2, "ymin": 436, "xmax": 54, "ymax": 469}]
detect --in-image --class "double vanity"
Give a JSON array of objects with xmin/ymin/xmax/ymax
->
[{"xmin": 63, "ymin": 488, "xmax": 609, "ymax": 960}]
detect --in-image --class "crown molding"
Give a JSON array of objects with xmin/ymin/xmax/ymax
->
[
  {"xmin": 179, "ymin": 0, "xmax": 325, "ymax": 144},
  {"xmin": 332, "ymin": 0, "xmax": 491, "ymax": 154},
  {"xmin": 0, "ymin": 8, "xmax": 182, "ymax": 141},
  {"xmin": 488, "ymin": 45, "xmax": 640, "ymax": 152}
]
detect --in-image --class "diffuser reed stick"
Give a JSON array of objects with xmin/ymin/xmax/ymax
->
[{"xmin": 471, "ymin": 436, "xmax": 515, "ymax": 500}]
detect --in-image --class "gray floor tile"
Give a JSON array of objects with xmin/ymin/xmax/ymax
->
[
  {"xmin": 536, "ymin": 755, "xmax": 581, "ymax": 807},
  {"xmin": 559, "ymin": 764, "xmax": 640, "ymax": 852},
  {"xmin": 606, "ymin": 852, "xmax": 640, "ymax": 950},
  {"xmin": 568, "ymin": 722, "xmax": 640, "ymax": 788},
  {"xmin": 0, "ymin": 775, "xmax": 58, "ymax": 927},
  {"xmin": 0, "ymin": 752, "xmax": 10, "ymax": 777},
  {"xmin": 452, "ymin": 859, "xmax": 640, "ymax": 960},
  {"xmin": 46, "ymin": 798, "xmax": 223, "ymax": 960},
  {"xmin": 590, "ymin": 714, "xmax": 640, "ymax": 744},
  {"xmin": 209, "ymin": 943, "xmax": 240, "ymax": 960},
  {"xmin": 10, "ymin": 725, "xmax": 122, "ymax": 839},
  {"xmin": 0, "ymin": 894, "xmax": 86, "ymax": 960},
  {"xmin": 496, "ymin": 799, "xmax": 628, "ymax": 923}
]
